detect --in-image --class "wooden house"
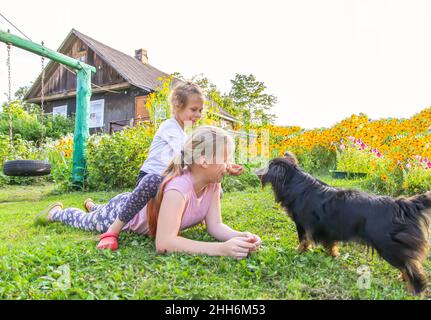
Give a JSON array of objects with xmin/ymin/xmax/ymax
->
[{"xmin": 24, "ymin": 29, "xmax": 238, "ymax": 133}]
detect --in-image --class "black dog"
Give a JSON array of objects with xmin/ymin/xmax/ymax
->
[{"xmin": 256, "ymin": 153, "xmax": 431, "ymax": 295}]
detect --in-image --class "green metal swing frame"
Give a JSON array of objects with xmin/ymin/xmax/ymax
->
[{"xmin": 0, "ymin": 29, "xmax": 96, "ymax": 186}]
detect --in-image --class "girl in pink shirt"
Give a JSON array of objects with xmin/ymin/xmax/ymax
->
[{"xmin": 38, "ymin": 126, "xmax": 261, "ymax": 259}]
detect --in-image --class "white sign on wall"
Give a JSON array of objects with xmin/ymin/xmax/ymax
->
[
  {"xmin": 53, "ymin": 105, "xmax": 68, "ymax": 117},
  {"xmin": 89, "ymin": 99, "xmax": 105, "ymax": 128}
]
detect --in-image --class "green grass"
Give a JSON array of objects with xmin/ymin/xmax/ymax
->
[
  {"xmin": 0, "ymin": 177, "xmax": 428, "ymax": 300},
  {"xmin": 0, "ymin": 184, "xmax": 56, "ymax": 203}
]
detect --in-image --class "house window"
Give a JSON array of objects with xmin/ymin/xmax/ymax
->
[
  {"xmin": 53, "ymin": 105, "xmax": 68, "ymax": 117},
  {"xmin": 89, "ymin": 99, "xmax": 105, "ymax": 128}
]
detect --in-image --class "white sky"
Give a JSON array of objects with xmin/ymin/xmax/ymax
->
[{"xmin": 1, "ymin": 0, "xmax": 431, "ymax": 129}]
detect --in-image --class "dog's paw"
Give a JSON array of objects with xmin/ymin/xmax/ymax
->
[
  {"xmin": 327, "ymin": 245, "xmax": 340, "ymax": 258},
  {"xmin": 330, "ymin": 251, "xmax": 340, "ymax": 258},
  {"xmin": 397, "ymin": 272, "xmax": 407, "ymax": 282},
  {"xmin": 296, "ymin": 241, "xmax": 313, "ymax": 253}
]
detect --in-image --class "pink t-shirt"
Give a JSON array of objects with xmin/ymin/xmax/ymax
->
[{"xmin": 122, "ymin": 170, "xmax": 220, "ymax": 235}]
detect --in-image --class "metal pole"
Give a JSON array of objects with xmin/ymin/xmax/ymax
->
[
  {"xmin": 72, "ymin": 69, "xmax": 92, "ymax": 185},
  {"xmin": 0, "ymin": 29, "xmax": 95, "ymax": 72}
]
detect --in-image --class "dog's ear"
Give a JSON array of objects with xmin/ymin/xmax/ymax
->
[{"xmin": 284, "ymin": 151, "xmax": 299, "ymax": 166}]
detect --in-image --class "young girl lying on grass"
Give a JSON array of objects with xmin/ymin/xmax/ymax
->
[{"xmin": 36, "ymin": 126, "xmax": 261, "ymax": 259}]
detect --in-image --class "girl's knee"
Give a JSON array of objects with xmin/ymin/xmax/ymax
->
[
  {"xmin": 134, "ymin": 174, "xmax": 163, "ymax": 198},
  {"xmin": 151, "ymin": 174, "xmax": 163, "ymax": 184},
  {"xmin": 145, "ymin": 173, "xmax": 163, "ymax": 182},
  {"xmin": 144, "ymin": 174, "xmax": 163, "ymax": 189},
  {"xmin": 137, "ymin": 173, "xmax": 159, "ymax": 187}
]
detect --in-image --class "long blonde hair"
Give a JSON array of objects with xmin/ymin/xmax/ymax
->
[{"xmin": 146, "ymin": 125, "xmax": 232, "ymax": 237}]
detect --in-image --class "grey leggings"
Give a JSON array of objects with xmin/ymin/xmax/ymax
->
[{"xmin": 51, "ymin": 173, "xmax": 163, "ymax": 232}]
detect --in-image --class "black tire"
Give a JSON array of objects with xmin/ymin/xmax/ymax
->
[{"xmin": 2, "ymin": 160, "xmax": 52, "ymax": 177}]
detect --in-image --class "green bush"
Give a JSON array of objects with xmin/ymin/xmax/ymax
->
[
  {"xmin": 292, "ymin": 146, "xmax": 336, "ymax": 175},
  {"xmin": 336, "ymin": 147, "xmax": 374, "ymax": 173},
  {"xmin": 41, "ymin": 136, "xmax": 74, "ymax": 191},
  {"xmin": 85, "ymin": 125, "xmax": 154, "ymax": 190},
  {"xmin": 0, "ymin": 134, "xmax": 9, "ymax": 165},
  {"xmin": 401, "ymin": 167, "xmax": 431, "ymax": 195},
  {"xmin": 2, "ymin": 117, "xmax": 45, "ymax": 143},
  {"xmin": 0, "ymin": 102, "xmax": 43, "ymax": 143},
  {"xmin": 0, "ymin": 101, "xmax": 74, "ymax": 145},
  {"xmin": 357, "ymin": 153, "xmax": 403, "ymax": 196},
  {"xmin": 41, "ymin": 114, "xmax": 75, "ymax": 141}
]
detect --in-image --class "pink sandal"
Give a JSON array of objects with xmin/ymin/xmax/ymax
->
[{"xmin": 96, "ymin": 232, "xmax": 119, "ymax": 251}]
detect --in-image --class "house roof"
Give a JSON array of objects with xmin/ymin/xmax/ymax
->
[
  {"xmin": 71, "ymin": 29, "xmax": 170, "ymax": 92},
  {"xmin": 25, "ymin": 29, "xmax": 169, "ymax": 99},
  {"xmin": 25, "ymin": 29, "xmax": 237, "ymax": 121}
]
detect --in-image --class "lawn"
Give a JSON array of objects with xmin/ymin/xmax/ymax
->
[{"xmin": 0, "ymin": 177, "xmax": 428, "ymax": 300}]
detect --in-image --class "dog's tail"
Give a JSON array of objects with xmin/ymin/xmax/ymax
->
[
  {"xmin": 394, "ymin": 192, "xmax": 431, "ymax": 225},
  {"xmin": 406, "ymin": 192, "xmax": 431, "ymax": 211}
]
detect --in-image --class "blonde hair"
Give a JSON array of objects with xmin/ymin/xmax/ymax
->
[
  {"xmin": 146, "ymin": 125, "xmax": 232, "ymax": 237},
  {"xmin": 170, "ymin": 81, "xmax": 205, "ymax": 114}
]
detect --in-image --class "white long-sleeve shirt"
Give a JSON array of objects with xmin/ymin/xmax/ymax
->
[{"xmin": 140, "ymin": 118, "xmax": 186, "ymax": 175}]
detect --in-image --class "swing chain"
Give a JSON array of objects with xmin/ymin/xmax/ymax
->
[
  {"xmin": 5, "ymin": 40, "xmax": 13, "ymax": 148},
  {"xmin": 6, "ymin": 42, "xmax": 11, "ymax": 102},
  {"xmin": 41, "ymin": 41, "xmax": 45, "ymax": 109}
]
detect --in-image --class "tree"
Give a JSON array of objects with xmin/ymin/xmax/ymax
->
[
  {"xmin": 170, "ymin": 72, "xmax": 277, "ymax": 127},
  {"xmin": 14, "ymin": 85, "xmax": 30, "ymax": 100},
  {"xmin": 229, "ymin": 74, "xmax": 277, "ymax": 126},
  {"xmin": 13, "ymin": 85, "xmax": 41, "ymax": 114},
  {"xmin": 191, "ymin": 74, "xmax": 236, "ymax": 119}
]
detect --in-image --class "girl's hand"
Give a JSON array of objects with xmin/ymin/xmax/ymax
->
[
  {"xmin": 222, "ymin": 237, "xmax": 255, "ymax": 259},
  {"xmin": 239, "ymin": 231, "xmax": 262, "ymax": 252},
  {"xmin": 227, "ymin": 164, "xmax": 244, "ymax": 176}
]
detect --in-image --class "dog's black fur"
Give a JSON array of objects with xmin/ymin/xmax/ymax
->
[{"xmin": 258, "ymin": 153, "xmax": 431, "ymax": 295}]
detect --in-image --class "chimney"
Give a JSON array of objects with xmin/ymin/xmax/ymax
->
[{"xmin": 135, "ymin": 48, "xmax": 148, "ymax": 64}]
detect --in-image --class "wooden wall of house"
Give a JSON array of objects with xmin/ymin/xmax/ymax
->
[
  {"xmin": 43, "ymin": 87, "xmax": 149, "ymax": 133},
  {"xmin": 35, "ymin": 36, "xmax": 125, "ymax": 98}
]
